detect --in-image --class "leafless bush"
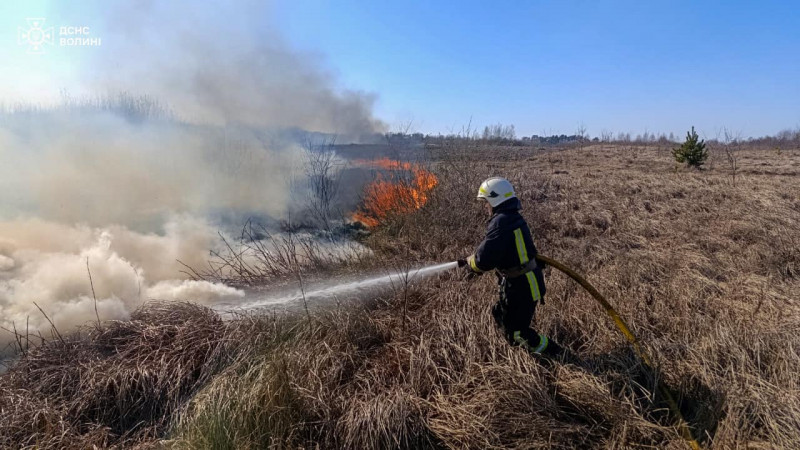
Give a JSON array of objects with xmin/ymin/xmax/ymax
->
[
  {"xmin": 189, "ymin": 220, "xmax": 368, "ymax": 285},
  {"xmin": 600, "ymin": 129, "xmax": 614, "ymax": 151},
  {"xmin": 722, "ymin": 127, "xmax": 741, "ymax": 186},
  {"xmin": 303, "ymin": 134, "xmax": 344, "ymax": 232},
  {"xmin": 576, "ymin": 122, "xmax": 588, "ymax": 151}
]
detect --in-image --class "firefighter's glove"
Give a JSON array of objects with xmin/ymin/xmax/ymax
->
[{"xmin": 460, "ymin": 256, "xmax": 481, "ymax": 280}]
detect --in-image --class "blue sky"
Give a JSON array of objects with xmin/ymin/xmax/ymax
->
[
  {"xmin": 2, "ymin": 1, "xmax": 798, "ymax": 138},
  {"xmin": 273, "ymin": 0, "xmax": 799, "ymax": 138}
]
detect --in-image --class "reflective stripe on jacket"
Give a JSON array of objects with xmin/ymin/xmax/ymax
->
[{"xmin": 469, "ymin": 197, "xmax": 546, "ymax": 301}]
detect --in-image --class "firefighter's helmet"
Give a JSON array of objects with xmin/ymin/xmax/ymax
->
[{"xmin": 477, "ymin": 177, "xmax": 516, "ymax": 208}]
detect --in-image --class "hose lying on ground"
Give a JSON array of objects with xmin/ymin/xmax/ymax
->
[{"xmin": 535, "ymin": 254, "xmax": 701, "ymax": 450}]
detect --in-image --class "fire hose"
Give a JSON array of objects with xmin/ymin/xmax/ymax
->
[{"xmin": 533, "ymin": 254, "xmax": 701, "ymax": 449}]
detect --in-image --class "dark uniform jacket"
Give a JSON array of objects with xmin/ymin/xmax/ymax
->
[{"xmin": 468, "ymin": 197, "xmax": 546, "ymax": 303}]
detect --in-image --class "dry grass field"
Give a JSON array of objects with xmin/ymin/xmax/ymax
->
[{"xmin": 1, "ymin": 144, "xmax": 798, "ymax": 448}]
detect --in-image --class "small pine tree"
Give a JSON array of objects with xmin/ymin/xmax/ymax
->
[{"xmin": 672, "ymin": 126, "xmax": 708, "ymax": 168}]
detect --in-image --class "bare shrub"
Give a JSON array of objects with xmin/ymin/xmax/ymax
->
[
  {"xmin": 190, "ymin": 220, "xmax": 368, "ymax": 285},
  {"xmin": 303, "ymin": 134, "xmax": 343, "ymax": 232},
  {"xmin": 722, "ymin": 127, "xmax": 741, "ymax": 186}
]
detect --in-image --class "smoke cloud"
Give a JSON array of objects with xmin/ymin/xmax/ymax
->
[
  {"xmin": 92, "ymin": 1, "xmax": 385, "ymax": 136},
  {"xmin": 0, "ymin": 1, "xmax": 384, "ymax": 353},
  {"xmin": 0, "ymin": 112, "xmax": 308, "ymax": 226},
  {"xmin": 0, "ymin": 216, "xmax": 244, "ymax": 345}
]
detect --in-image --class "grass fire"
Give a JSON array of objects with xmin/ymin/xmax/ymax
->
[
  {"xmin": 2, "ymin": 2, "xmax": 800, "ymax": 449},
  {"xmin": 352, "ymin": 158, "xmax": 439, "ymax": 227}
]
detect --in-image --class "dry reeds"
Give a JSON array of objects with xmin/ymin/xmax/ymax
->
[{"xmin": 2, "ymin": 144, "xmax": 798, "ymax": 448}]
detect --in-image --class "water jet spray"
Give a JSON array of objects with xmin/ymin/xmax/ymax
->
[{"xmin": 234, "ymin": 261, "xmax": 458, "ymax": 310}]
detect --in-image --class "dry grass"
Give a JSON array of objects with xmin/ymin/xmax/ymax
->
[
  {"xmin": 0, "ymin": 302, "xmax": 233, "ymax": 448},
  {"xmin": 1, "ymin": 144, "xmax": 798, "ymax": 448}
]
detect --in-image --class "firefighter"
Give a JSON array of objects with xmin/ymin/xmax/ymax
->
[{"xmin": 458, "ymin": 177, "xmax": 565, "ymax": 358}]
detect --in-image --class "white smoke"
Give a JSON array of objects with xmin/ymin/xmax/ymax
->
[
  {"xmin": 147, "ymin": 280, "xmax": 243, "ymax": 304},
  {"xmin": 0, "ymin": 256, "xmax": 14, "ymax": 272},
  {"xmin": 0, "ymin": 0, "xmax": 384, "ymax": 352},
  {"xmin": 0, "ymin": 217, "xmax": 245, "ymax": 345},
  {"xmin": 83, "ymin": 1, "xmax": 384, "ymax": 137},
  {"xmin": 0, "ymin": 112, "xmax": 306, "ymax": 227}
]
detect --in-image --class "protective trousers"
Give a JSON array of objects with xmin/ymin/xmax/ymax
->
[{"xmin": 492, "ymin": 276, "xmax": 551, "ymax": 355}]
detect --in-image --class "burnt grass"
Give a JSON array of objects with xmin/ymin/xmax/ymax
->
[{"xmin": 2, "ymin": 144, "xmax": 799, "ymax": 448}]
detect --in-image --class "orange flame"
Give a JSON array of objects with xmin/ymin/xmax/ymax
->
[{"xmin": 352, "ymin": 159, "xmax": 438, "ymax": 227}]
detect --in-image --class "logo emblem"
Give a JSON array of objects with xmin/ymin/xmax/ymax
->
[{"xmin": 18, "ymin": 18, "xmax": 54, "ymax": 54}]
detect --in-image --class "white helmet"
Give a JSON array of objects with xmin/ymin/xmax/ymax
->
[{"xmin": 477, "ymin": 177, "xmax": 516, "ymax": 208}]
